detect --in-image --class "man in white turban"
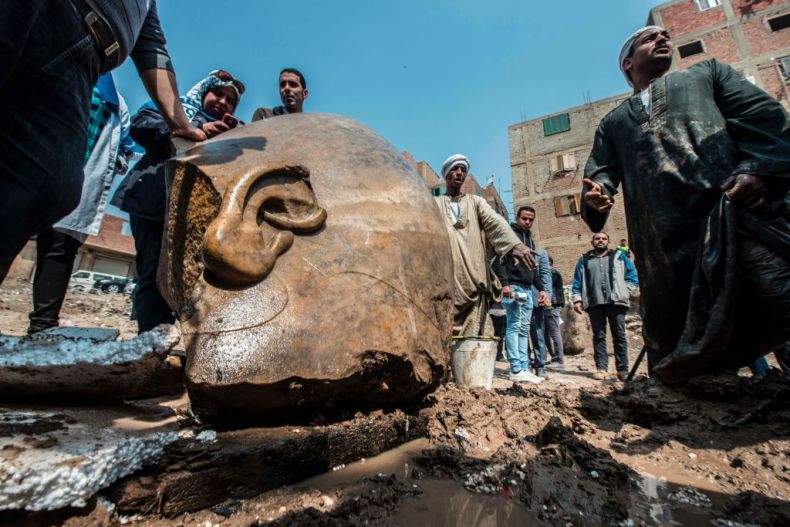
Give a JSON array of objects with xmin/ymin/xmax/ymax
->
[{"xmin": 435, "ymin": 154, "xmax": 535, "ymax": 340}]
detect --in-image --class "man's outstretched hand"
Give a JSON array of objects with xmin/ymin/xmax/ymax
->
[
  {"xmin": 511, "ymin": 244, "xmax": 537, "ymax": 270},
  {"xmin": 171, "ymin": 124, "xmax": 207, "ymax": 142},
  {"xmin": 582, "ymin": 178, "xmax": 613, "ymax": 212},
  {"xmin": 723, "ymin": 174, "xmax": 767, "ymax": 210}
]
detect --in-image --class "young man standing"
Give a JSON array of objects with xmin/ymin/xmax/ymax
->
[
  {"xmin": 493, "ymin": 207, "xmax": 545, "ymax": 384},
  {"xmin": 571, "ymin": 232, "xmax": 639, "ymax": 380},
  {"xmin": 583, "ymin": 26, "xmax": 789, "ymax": 380},
  {"xmin": 252, "ymin": 68, "xmax": 309, "ymax": 121},
  {"xmin": 509, "ymin": 206, "xmax": 552, "ymax": 377}
]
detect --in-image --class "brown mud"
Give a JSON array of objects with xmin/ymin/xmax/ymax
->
[{"xmin": 2, "ymin": 278, "xmax": 789, "ymax": 525}]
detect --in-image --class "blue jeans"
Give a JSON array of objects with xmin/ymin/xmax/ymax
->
[
  {"xmin": 0, "ymin": 0, "xmax": 100, "ymax": 282},
  {"xmin": 503, "ymin": 285, "xmax": 533, "ymax": 373},
  {"xmin": 749, "ymin": 356, "xmax": 770, "ymax": 378},
  {"xmin": 530, "ymin": 306, "xmax": 547, "ymax": 369}
]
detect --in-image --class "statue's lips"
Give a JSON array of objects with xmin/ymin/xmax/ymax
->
[{"xmin": 181, "ymin": 274, "xmax": 289, "ymax": 335}]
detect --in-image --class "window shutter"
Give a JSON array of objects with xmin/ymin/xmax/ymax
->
[
  {"xmin": 570, "ymin": 194, "xmax": 582, "ymax": 214},
  {"xmin": 549, "ymin": 156, "xmax": 560, "ymax": 173},
  {"xmin": 554, "ymin": 197, "xmax": 565, "ymax": 217}
]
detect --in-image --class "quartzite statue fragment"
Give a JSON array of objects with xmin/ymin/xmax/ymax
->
[{"xmin": 159, "ymin": 114, "xmax": 453, "ymax": 422}]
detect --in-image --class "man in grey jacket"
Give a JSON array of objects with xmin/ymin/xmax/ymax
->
[
  {"xmin": 571, "ymin": 232, "xmax": 639, "ymax": 380},
  {"xmin": 0, "ymin": 0, "xmax": 204, "ymax": 285}
]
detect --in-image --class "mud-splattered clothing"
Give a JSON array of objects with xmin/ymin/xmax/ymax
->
[
  {"xmin": 583, "ymin": 59, "xmax": 790, "ymax": 377},
  {"xmin": 435, "ymin": 194, "xmax": 520, "ymax": 336}
]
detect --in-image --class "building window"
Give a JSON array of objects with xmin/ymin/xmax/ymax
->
[
  {"xmin": 768, "ymin": 13, "xmax": 790, "ymax": 32},
  {"xmin": 554, "ymin": 194, "xmax": 582, "ymax": 217},
  {"xmin": 678, "ymin": 40, "xmax": 704, "ymax": 58},
  {"xmin": 696, "ymin": 0, "xmax": 721, "ymax": 11},
  {"xmin": 549, "ymin": 152, "xmax": 577, "ymax": 174},
  {"xmin": 542, "ymin": 113, "xmax": 571, "ymax": 136},
  {"xmin": 779, "ymin": 56, "xmax": 790, "ymax": 80}
]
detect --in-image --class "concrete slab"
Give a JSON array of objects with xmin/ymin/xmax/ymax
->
[
  {"xmin": 38, "ymin": 327, "xmax": 120, "ymax": 342},
  {"xmin": 0, "ymin": 397, "xmax": 186, "ymax": 512},
  {"xmin": 0, "ymin": 325, "xmax": 184, "ymax": 402}
]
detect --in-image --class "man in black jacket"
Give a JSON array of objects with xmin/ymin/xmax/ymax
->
[
  {"xmin": 545, "ymin": 256, "xmax": 565, "ymax": 369},
  {"xmin": 493, "ymin": 209, "xmax": 545, "ymax": 384}
]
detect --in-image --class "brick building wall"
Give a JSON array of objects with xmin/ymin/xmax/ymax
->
[
  {"xmin": 509, "ymin": 0, "xmax": 790, "ymax": 279},
  {"xmin": 650, "ymin": 0, "xmax": 790, "ymax": 107}
]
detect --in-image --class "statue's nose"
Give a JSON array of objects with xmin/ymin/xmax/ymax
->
[{"xmin": 202, "ymin": 165, "xmax": 327, "ymax": 286}]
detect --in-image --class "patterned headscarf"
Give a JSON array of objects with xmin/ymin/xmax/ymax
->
[
  {"xmin": 181, "ymin": 70, "xmax": 244, "ymax": 122},
  {"xmin": 138, "ymin": 70, "xmax": 244, "ymax": 123}
]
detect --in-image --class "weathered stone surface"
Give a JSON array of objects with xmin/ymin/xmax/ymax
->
[
  {"xmin": 159, "ymin": 114, "xmax": 453, "ymax": 423},
  {"xmin": 560, "ymin": 305, "xmax": 592, "ymax": 356},
  {"xmin": 107, "ymin": 411, "xmax": 426, "ymax": 517},
  {"xmin": 0, "ymin": 325, "xmax": 183, "ymax": 402},
  {"xmin": 0, "ymin": 401, "xmax": 182, "ymax": 512}
]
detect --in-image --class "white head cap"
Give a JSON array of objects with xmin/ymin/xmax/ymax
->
[
  {"xmin": 441, "ymin": 154, "xmax": 470, "ymax": 179},
  {"xmin": 619, "ymin": 25, "xmax": 665, "ymax": 87}
]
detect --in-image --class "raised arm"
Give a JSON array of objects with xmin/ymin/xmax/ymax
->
[{"xmin": 582, "ymin": 122, "xmax": 623, "ymax": 233}]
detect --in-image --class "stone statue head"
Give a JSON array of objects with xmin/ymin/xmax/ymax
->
[{"xmin": 159, "ymin": 114, "xmax": 453, "ymax": 423}]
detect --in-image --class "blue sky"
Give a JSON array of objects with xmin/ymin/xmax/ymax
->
[{"xmin": 114, "ymin": 0, "xmax": 657, "ymax": 213}]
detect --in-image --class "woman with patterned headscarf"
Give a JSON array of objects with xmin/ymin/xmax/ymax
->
[{"xmin": 111, "ymin": 70, "xmax": 245, "ymax": 333}]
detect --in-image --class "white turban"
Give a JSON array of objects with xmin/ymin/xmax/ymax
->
[
  {"xmin": 619, "ymin": 25, "xmax": 665, "ymax": 87},
  {"xmin": 441, "ymin": 154, "xmax": 470, "ymax": 179}
]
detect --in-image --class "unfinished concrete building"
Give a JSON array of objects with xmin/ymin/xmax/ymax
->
[{"xmin": 509, "ymin": 0, "xmax": 790, "ymax": 278}]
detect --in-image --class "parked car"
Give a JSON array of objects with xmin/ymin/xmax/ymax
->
[
  {"xmin": 94, "ymin": 275, "xmax": 135, "ymax": 294},
  {"xmin": 69, "ymin": 270, "xmax": 121, "ymax": 291}
]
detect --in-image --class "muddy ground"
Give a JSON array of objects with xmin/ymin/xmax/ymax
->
[{"xmin": 2, "ymin": 277, "xmax": 789, "ymax": 526}]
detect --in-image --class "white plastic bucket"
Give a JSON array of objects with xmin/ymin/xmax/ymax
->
[{"xmin": 451, "ymin": 337, "xmax": 498, "ymax": 390}]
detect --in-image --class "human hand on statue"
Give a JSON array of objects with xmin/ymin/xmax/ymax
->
[
  {"xmin": 511, "ymin": 244, "xmax": 537, "ymax": 270},
  {"xmin": 538, "ymin": 290, "xmax": 552, "ymax": 307},
  {"xmin": 723, "ymin": 174, "xmax": 768, "ymax": 210},
  {"xmin": 573, "ymin": 301, "xmax": 584, "ymax": 315},
  {"xmin": 502, "ymin": 285, "xmax": 513, "ymax": 298},
  {"xmin": 201, "ymin": 121, "xmax": 231, "ymax": 139},
  {"xmin": 582, "ymin": 178, "xmax": 613, "ymax": 212}
]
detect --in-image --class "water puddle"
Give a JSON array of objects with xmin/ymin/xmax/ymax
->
[
  {"xmin": 626, "ymin": 471, "xmax": 728, "ymax": 525},
  {"xmin": 298, "ymin": 438, "xmax": 538, "ymax": 525},
  {"xmin": 297, "ymin": 440, "xmax": 740, "ymax": 525}
]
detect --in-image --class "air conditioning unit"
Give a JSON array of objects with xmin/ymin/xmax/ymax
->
[{"xmin": 550, "ymin": 152, "xmax": 578, "ymax": 174}]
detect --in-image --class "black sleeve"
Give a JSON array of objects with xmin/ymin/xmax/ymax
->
[
  {"xmin": 130, "ymin": 107, "xmax": 171, "ymax": 154},
  {"xmin": 491, "ymin": 255, "xmax": 509, "ymax": 287},
  {"xmin": 130, "ymin": 1, "xmax": 173, "ymax": 72},
  {"xmin": 582, "ymin": 121, "xmax": 623, "ymax": 233}
]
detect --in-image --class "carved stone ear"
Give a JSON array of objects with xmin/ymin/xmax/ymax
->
[{"xmin": 202, "ymin": 165, "xmax": 327, "ymax": 286}]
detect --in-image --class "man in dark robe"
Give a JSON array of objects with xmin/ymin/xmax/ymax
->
[{"xmin": 582, "ymin": 26, "xmax": 790, "ymax": 381}]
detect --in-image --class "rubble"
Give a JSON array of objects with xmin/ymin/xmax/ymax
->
[
  {"xmin": 0, "ymin": 325, "xmax": 184, "ymax": 401},
  {"xmin": 0, "ymin": 405, "xmax": 180, "ymax": 511}
]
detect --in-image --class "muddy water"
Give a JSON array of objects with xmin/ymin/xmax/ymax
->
[
  {"xmin": 297, "ymin": 438, "xmax": 538, "ymax": 525},
  {"xmin": 299, "ymin": 438, "xmax": 731, "ymax": 526},
  {"xmin": 626, "ymin": 472, "xmax": 726, "ymax": 525}
]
